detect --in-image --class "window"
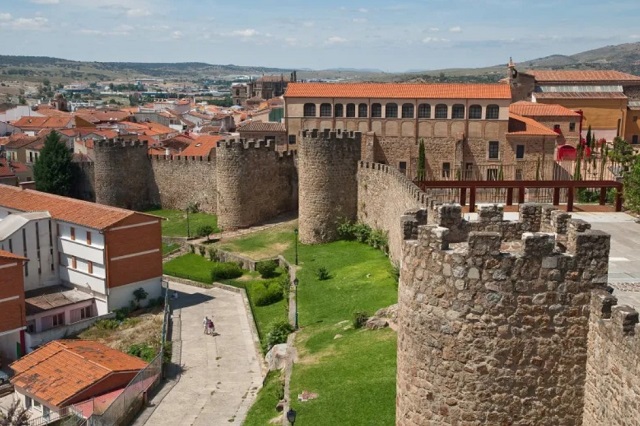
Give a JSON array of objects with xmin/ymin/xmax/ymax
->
[
  {"xmin": 72, "ymin": 256, "xmax": 77, "ymax": 269},
  {"xmin": 53, "ymin": 313, "xmax": 64, "ymax": 327},
  {"xmin": 33, "ymin": 400, "xmax": 42, "ymax": 411},
  {"xmin": 469, "ymin": 105, "xmax": 482, "ymax": 119},
  {"xmin": 418, "ymin": 103, "xmax": 431, "ymax": 118},
  {"xmin": 334, "ymin": 103, "xmax": 344, "ymax": 117},
  {"xmin": 486, "ymin": 104, "xmax": 499, "ymax": 119},
  {"xmin": 452, "ymin": 104, "xmax": 465, "ymax": 119},
  {"xmin": 48, "ymin": 221, "xmax": 53, "ymax": 247},
  {"xmin": 398, "ymin": 161, "xmax": 407, "ymax": 175},
  {"xmin": 569, "ymin": 122, "xmax": 576, "ymax": 132},
  {"xmin": 464, "ymin": 163, "xmax": 474, "ymax": 180},
  {"xmin": 346, "ymin": 103, "xmax": 356, "ymax": 117},
  {"xmin": 303, "ymin": 103, "xmax": 316, "ymax": 117},
  {"xmin": 633, "ymin": 135, "xmax": 639, "ymax": 145},
  {"xmin": 385, "ymin": 103, "xmax": 398, "ymax": 118},
  {"xmin": 88, "ymin": 261, "xmax": 93, "ymax": 274},
  {"xmin": 358, "ymin": 103, "xmax": 368, "ymax": 118},
  {"xmin": 25, "ymin": 397, "xmax": 32, "ymax": 409},
  {"xmin": 288, "ymin": 135, "xmax": 296, "ymax": 145},
  {"xmin": 515, "ymin": 169, "xmax": 523, "ymax": 181},
  {"xmin": 56, "ymin": 223, "xmax": 59, "ymax": 236},
  {"xmin": 516, "ymin": 145, "xmax": 525, "ymax": 159},
  {"xmin": 402, "ymin": 103, "xmax": 414, "ymax": 118},
  {"xmin": 320, "ymin": 103, "xmax": 332, "ymax": 117},
  {"xmin": 553, "ymin": 124, "xmax": 561, "ymax": 134},
  {"xmin": 435, "ymin": 104, "xmax": 448, "ymax": 119},
  {"xmin": 86, "ymin": 231, "xmax": 92, "ymax": 246},
  {"xmin": 43, "ymin": 406, "xmax": 50, "ymax": 421},
  {"xmin": 70, "ymin": 226, "xmax": 75, "ymax": 241},
  {"xmin": 442, "ymin": 162, "xmax": 451, "ymax": 178},
  {"xmin": 487, "ymin": 168, "xmax": 499, "ymax": 181},
  {"xmin": 371, "ymin": 103, "xmax": 382, "ymax": 118},
  {"xmin": 488, "ymin": 141, "xmax": 500, "ymax": 159},
  {"xmin": 81, "ymin": 306, "xmax": 92, "ymax": 320}
]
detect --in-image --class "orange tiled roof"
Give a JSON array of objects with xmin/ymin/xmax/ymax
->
[
  {"xmin": 0, "ymin": 249, "xmax": 27, "ymax": 261},
  {"xmin": 0, "ymin": 185, "xmax": 146, "ymax": 230},
  {"xmin": 509, "ymin": 101, "xmax": 581, "ymax": 117},
  {"xmin": 177, "ymin": 135, "xmax": 222, "ymax": 157},
  {"xmin": 527, "ymin": 70, "xmax": 640, "ymax": 83},
  {"xmin": 12, "ymin": 116, "xmax": 73, "ymax": 129},
  {"xmin": 10, "ymin": 340, "xmax": 147, "ymax": 407},
  {"xmin": 238, "ymin": 121, "xmax": 286, "ymax": 133},
  {"xmin": 533, "ymin": 92, "xmax": 628, "ymax": 100},
  {"xmin": 508, "ymin": 113, "xmax": 559, "ymax": 137},
  {"xmin": 285, "ymin": 82, "xmax": 512, "ymax": 99}
]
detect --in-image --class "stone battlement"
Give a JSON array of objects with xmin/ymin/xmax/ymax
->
[
  {"xmin": 359, "ymin": 161, "xmax": 429, "ymax": 206},
  {"xmin": 590, "ymin": 290, "xmax": 639, "ymax": 336},
  {"xmin": 301, "ymin": 128, "xmax": 362, "ymax": 144},
  {"xmin": 94, "ymin": 138, "xmax": 148, "ymax": 148},
  {"xmin": 216, "ymin": 138, "xmax": 295, "ymax": 158},
  {"xmin": 149, "ymin": 154, "xmax": 214, "ymax": 162}
]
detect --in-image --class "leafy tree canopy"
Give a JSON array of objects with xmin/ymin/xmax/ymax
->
[{"xmin": 33, "ymin": 131, "xmax": 73, "ymax": 196}]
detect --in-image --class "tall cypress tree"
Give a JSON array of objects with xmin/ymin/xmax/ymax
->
[
  {"xmin": 33, "ymin": 131, "xmax": 73, "ymax": 196},
  {"xmin": 417, "ymin": 139, "xmax": 426, "ymax": 180}
]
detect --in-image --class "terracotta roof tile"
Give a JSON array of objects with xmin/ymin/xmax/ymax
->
[
  {"xmin": 509, "ymin": 101, "xmax": 581, "ymax": 117},
  {"xmin": 533, "ymin": 92, "xmax": 628, "ymax": 100},
  {"xmin": 285, "ymin": 82, "xmax": 512, "ymax": 99},
  {"xmin": 508, "ymin": 113, "xmax": 559, "ymax": 137},
  {"xmin": 238, "ymin": 121, "xmax": 286, "ymax": 133},
  {"xmin": 177, "ymin": 135, "xmax": 222, "ymax": 157},
  {"xmin": 10, "ymin": 340, "xmax": 147, "ymax": 407},
  {"xmin": 527, "ymin": 70, "xmax": 640, "ymax": 83},
  {"xmin": 0, "ymin": 185, "xmax": 147, "ymax": 230},
  {"xmin": 0, "ymin": 249, "xmax": 27, "ymax": 261}
]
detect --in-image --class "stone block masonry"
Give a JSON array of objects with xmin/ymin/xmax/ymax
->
[
  {"xmin": 216, "ymin": 138, "xmax": 296, "ymax": 231},
  {"xmin": 397, "ymin": 203, "xmax": 611, "ymax": 426},
  {"xmin": 357, "ymin": 161, "xmax": 429, "ymax": 263},
  {"xmin": 298, "ymin": 129, "xmax": 361, "ymax": 244},
  {"xmin": 583, "ymin": 290, "xmax": 640, "ymax": 426}
]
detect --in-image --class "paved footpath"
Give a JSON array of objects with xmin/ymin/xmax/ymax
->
[{"xmin": 139, "ymin": 281, "xmax": 263, "ymax": 426}]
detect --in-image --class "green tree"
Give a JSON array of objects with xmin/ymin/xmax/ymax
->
[
  {"xmin": 197, "ymin": 225, "xmax": 214, "ymax": 241},
  {"xmin": 33, "ymin": 131, "xmax": 73, "ymax": 196},
  {"xmin": 417, "ymin": 139, "xmax": 426, "ymax": 180},
  {"xmin": 624, "ymin": 157, "xmax": 640, "ymax": 213},
  {"xmin": 0, "ymin": 399, "xmax": 30, "ymax": 426},
  {"xmin": 609, "ymin": 137, "xmax": 635, "ymax": 172}
]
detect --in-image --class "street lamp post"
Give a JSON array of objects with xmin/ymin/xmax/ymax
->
[
  {"xmin": 286, "ymin": 408, "xmax": 297, "ymax": 425},
  {"xmin": 294, "ymin": 228, "xmax": 298, "ymax": 265},
  {"xmin": 186, "ymin": 206, "xmax": 191, "ymax": 239},
  {"xmin": 293, "ymin": 277, "xmax": 299, "ymax": 330}
]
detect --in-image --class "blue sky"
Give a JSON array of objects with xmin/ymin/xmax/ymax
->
[{"xmin": 0, "ymin": 0, "xmax": 638, "ymax": 72}]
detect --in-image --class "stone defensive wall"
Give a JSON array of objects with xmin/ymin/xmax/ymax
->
[
  {"xmin": 216, "ymin": 138, "xmax": 296, "ymax": 231},
  {"xmin": 583, "ymin": 290, "xmax": 640, "ymax": 425},
  {"xmin": 357, "ymin": 161, "xmax": 429, "ymax": 263},
  {"xmin": 298, "ymin": 129, "xmax": 361, "ymax": 244},
  {"xmin": 149, "ymin": 154, "xmax": 217, "ymax": 213},
  {"xmin": 93, "ymin": 139, "xmax": 158, "ymax": 211},
  {"xmin": 397, "ymin": 203, "xmax": 611, "ymax": 425}
]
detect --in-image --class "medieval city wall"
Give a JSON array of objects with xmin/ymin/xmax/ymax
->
[
  {"xmin": 397, "ymin": 203, "xmax": 611, "ymax": 426},
  {"xmin": 71, "ymin": 160, "xmax": 95, "ymax": 202},
  {"xmin": 216, "ymin": 139, "xmax": 296, "ymax": 231},
  {"xmin": 298, "ymin": 129, "xmax": 361, "ymax": 244},
  {"xmin": 357, "ymin": 161, "xmax": 429, "ymax": 263},
  {"xmin": 583, "ymin": 290, "xmax": 640, "ymax": 425},
  {"xmin": 150, "ymin": 155, "xmax": 217, "ymax": 213}
]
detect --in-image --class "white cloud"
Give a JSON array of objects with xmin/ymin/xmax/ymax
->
[
  {"xmin": 631, "ymin": 34, "xmax": 640, "ymax": 39},
  {"xmin": 30, "ymin": 0, "xmax": 60, "ymax": 4},
  {"xmin": 77, "ymin": 24, "xmax": 133, "ymax": 36},
  {"xmin": 422, "ymin": 37, "xmax": 448, "ymax": 43},
  {"xmin": 302, "ymin": 21, "xmax": 314, "ymax": 28},
  {"xmin": 10, "ymin": 17, "xmax": 49, "ymax": 30},
  {"xmin": 126, "ymin": 8, "xmax": 151, "ymax": 17},
  {"xmin": 353, "ymin": 18, "xmax": 367, "ymax": 23},
  {"xmin": 231, "ymin": 28, "xmax": 258, "ymax": 37},
  {"xmin": 285, "ymin": 37, "xmax": 297, "ymax": 46},
  {"xmin": 171, "ymin": 30, "xmax": 183, "ymax": 40},
  {"xmin": 449, "ymin": 26, "xmax": 462, "ymax": 33},
  {"xmin": 358, "ymin": 8, "xmax": 368, "ymax": 13},
  {"xmin": 326, "ymin": 36, "xmax": 347, "ymax": 45},
  {"xmin": 0, "ymin": 13, "xmax": 12, "ymax": 21},
  {"xmin": 429, "ymin": 27, "xmax": 439, "ymax": 32}
]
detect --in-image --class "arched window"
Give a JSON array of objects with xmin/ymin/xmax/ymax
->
[
  {"xmin": 320, "ymin": 103, "xmax": 332, "ymax": 117},
  {"xmin": 303, "ymin": 103, "xmax": 316, "ymax": 117},
  {"xmin": 469, "ymin": 105, "xmax": 482, "ymax": 119},
  {"xmin": 358, "ymin": 103, "xmax": 368, "ymax": 118},
  {"xmin": 402, "ymin": 103, "xmax": 414, "ymax": 118},
  {"xmin": 435, "ymin": 104, "xmax": 448, "ymax": 119},
  {"xmin": 486, "ymin": 104, "xmax": 499, "ymax": 119},
  {"xmin": 371, "ymin": 103, "xmax": 382, "ymax": 118},
  {"xmin": 417, "ymin": 103, "xmax": 431, "ymax": 118},
  {"xmin": 334, "ymin": 103, "xmax": 344, "ymax": 118},
  {"xmin": 385, "ymin": 103, "xmax": 398, "ymax": 118},
  {"xmin": 346, "ymin": 103, "xmax": 356, "ymax": 117},
  {"xmin": 452, "ymin": 104, "xmax": 465, "ymax": 119}
]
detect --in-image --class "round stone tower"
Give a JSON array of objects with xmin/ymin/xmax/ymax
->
[
  {"xmin": 93, "ymin": 139, "xmax": 155, "ymax": 210},
  {"xmin": 298, "ymin": 129, "xmax": 361, "ymax": 244}
]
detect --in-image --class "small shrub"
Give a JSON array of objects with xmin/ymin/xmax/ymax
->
[
  {"xmin": 353, "ymin": 311, "xmax": 369, "ymax": 329},
  {"xmin": 95, "ymin": 319, "xmax": 119, "ymax": 330},
  {"xmin": 316, "ymin": 266, "xmax": 331, "ymax": 281},
  {"xmin": 265, "ymin": 321, "xmax": 294, "ymax": 350},
  {"xmin": 210, "ymin": 262, "xmax": 243, "ymax": 281},
  {"xmin": 198, "ymin": 245, "xmax": 206, "ymax": 256},
  {"xmin": 198, "ymin": 224, "xmax": 214, "ymax": 240},
  {"xmin": 254, "ymin": 280, "xmax": 284, "ymax": 306},
  {"xmin": 114, "ymin": 307, "xmax": 130, "ymax": 321},
  {"xmin": 133, "ymin": 287, "xmax": 148, "ymax": 308},
  {"xmin": 257, "ymin": 260, "xmax": 278, "ymax": 279},
  {"xmin": 127, "ymin": 343, "xmax": 156, "ymax": 362}
]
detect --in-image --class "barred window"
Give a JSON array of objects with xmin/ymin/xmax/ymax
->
[
  {"xmin": 371, "ymin": 103, "xmax": 382, "ymax": 118},
  {"xmin": 334, "ymin": 103, "xmax": 344, "ymax": 117},
  {"xmin": 358, "ymin": 103, "xmax": 368, "ymax": 118},
  {"xmin": 452, "ymin": 104, "xmax": 465, "ymax": 119},
  {"xmin": 346, "ymin": 103, "xmax": 356, "ymax": 117},
  {"xmin": 435, "ymin": 104, "xmax": 448, "ymax": 119},
  {"xmin": 303, "ymin": 103, "xmax": 316, "ymax": 117},
  {"xmin": 385, "ymin": 103, "xmax": 398, "ymax": 118},
  {"xmin": 469, "ymin": 105, "xmax": 482, "ymax": 119},
  {"xmin": 402, "ymin": 103, "xmax": 414, "ymax": 118},
  {"xmin": 320, "ymin": 103, "xmax": 332, "ymax": 117},
  {"xmin": 418, "ymin": 103, "xmax": 431, "ymax": 118},
  {"xmin": 486, "ymin": 104, "xmax": 499, "ymax": 119}
]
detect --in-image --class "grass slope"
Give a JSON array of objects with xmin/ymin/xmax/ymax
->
[
  {"xmin": 216, "ymin": 221, "xmax": 297, "ymax": 260},
  {"xmin": 146, "ymin": 209, "xmax": 218, "ymax": 238}
]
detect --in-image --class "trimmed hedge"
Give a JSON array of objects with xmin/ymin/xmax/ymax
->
[
  {"xmin": 254, "ymin": 280, "xmax": 284, "ymax": 307},
  {"xmin": 210, "ymin": 262, "xmax": 243, "ymax": 281}
]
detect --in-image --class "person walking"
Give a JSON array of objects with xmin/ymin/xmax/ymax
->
[
  {"xmin": 203, "ymin": 316, "xmax": 209, "ymax": 335},
  {"xmin": 207, "ymin": 318, "xmax": 215, "ymax": 335}
]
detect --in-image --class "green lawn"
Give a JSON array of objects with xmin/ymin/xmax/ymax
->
[
  {"xmin": 216, "ymin": 221, "xmax": 297, "ymax": 260},
  {"xmin": 244, "ymin": 371, "xmax": 285, "ymax": 425},
  {"xmin": 146, "ymin": 209, "xmax": 219, "ymax": 238},
  {"xmin": 163, "ymin": 253, "xmax": 215, "ymax": 284},
  {"xmin": 162, "ymin": 242, "xmax": 180, "ymax": 256}
]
